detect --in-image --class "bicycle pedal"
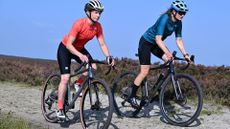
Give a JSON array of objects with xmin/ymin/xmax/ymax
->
[{"xmin": 91, "ymin": 104, "xmax": 100, "ymax": 110}]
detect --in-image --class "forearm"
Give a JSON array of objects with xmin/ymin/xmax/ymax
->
[
  {"xmin": 98, "ymin": 37, "xmax": 110, "ymax": 57},
  {"xmin": 176, "ymin": 38, "xmax": 187, "ymax": 56},
  {"xmin": 66, "ymin": 44, "xmax": 82, "ymax": 57},
  {"xmin": 100, "ymin": 43, "xmax": 110, "ymax": 57},
  {"xmin": 66, "ymin": 37, "xmax": 82, "ymax": 57},
  {"xmin": 155, "ymin": 36, "xmax": 170, "ymax": 54}
]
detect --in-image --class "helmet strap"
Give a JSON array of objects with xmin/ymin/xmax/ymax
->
[
  {"xmin": 172, "ymin": 10, "xmax": 179, "ymax": 21},
  {"xmin": 86, "ymin": 11, "xmax": 96, "ymax": 24}
]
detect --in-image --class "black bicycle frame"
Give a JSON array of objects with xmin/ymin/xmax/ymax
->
[
  {"xmin": 65, "ymin": 59, "xmax": 111, "ymax": 111},
  {"xmin": 141, "ymin": 55, "xmax": 185, "ymax": 104},
  {"xmin": 64, "ymin": 62, "xmax": 94, "ymax": 111}
]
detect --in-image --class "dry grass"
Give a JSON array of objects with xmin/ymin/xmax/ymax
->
[
  {"xmin": 0, "ymin": 112, "xmax": 46, "ymax": 129},
  {"xmin": 0, "ymin": 54, "xmax": 229, "ymax": 106}
]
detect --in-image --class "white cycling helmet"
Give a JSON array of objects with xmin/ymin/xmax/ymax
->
[
  {"xmin": 84, "ymin": 0, "xmax": 104, "ymax": 13},
  {"xmin": 171, "ymin": 0, "xmax": 189, "ymax": 12}
]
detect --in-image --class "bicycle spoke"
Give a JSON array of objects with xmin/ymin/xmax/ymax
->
[
  {"xmin": 41, "ymin": 74, "xmax": 60, "ymax": 123},
  {"xmin": 160, "ymin": 74, "xmax": 203, "ymax": 126},
  {"xmin": 80, "ymin": 79, "xmax": 113, "ymax": 129}
]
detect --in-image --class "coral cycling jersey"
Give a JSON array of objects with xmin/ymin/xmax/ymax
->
[
  {"xmin": 62, "ymin": 17, "xmax": 103, "ymax": 51},
  {"xmin": 143, "ymin": 13, "xmax": 182, "ymax": 44}
]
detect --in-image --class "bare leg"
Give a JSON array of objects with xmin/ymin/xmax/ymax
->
[
  {"xmin": 57, "ymin": 74, "xmax": 70, "ymax": 110},
  {"xmin": 134, "ymin": 65, "xmax": 150, "ymax": 86}
]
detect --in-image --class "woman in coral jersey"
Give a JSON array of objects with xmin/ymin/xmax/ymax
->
[{"xmin": 56, "ymin": 0, "xmax": 114, "ymax": 119}]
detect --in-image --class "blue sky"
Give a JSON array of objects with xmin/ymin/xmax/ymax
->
[{"xmin": 0, "ymin": 0, "xmax": 229, "ymax": 66}]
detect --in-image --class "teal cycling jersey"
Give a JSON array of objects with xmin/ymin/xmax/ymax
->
[{"xmin": 143, "ymin": 13, "xmax": 182, "ymax": 44}]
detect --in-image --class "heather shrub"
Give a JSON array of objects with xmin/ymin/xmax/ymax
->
[{"xmin": 0, "ymin": 55, "xmax": 229, "ymax": 106}]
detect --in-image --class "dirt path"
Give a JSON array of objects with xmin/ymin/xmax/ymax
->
[{"xmin": 0, "ymin": 82, "xmax": 230, "ymax": 129}]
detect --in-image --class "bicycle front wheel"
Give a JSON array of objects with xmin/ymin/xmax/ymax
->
[
  {"xmin": 80, "ymin": 79, "xmax": 113, "ymax": 129},
  {"xmin": 41, "ymin": 74, "xmax": 60, "ymax": 123},
  {"xmin": 160, "ymin": 73, "xmax": 203, "ymax": 126}
]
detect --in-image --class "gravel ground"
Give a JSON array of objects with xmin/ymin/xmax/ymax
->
[{"xmin": 0, "ymin": 82, "xmax": 230, "ymax": 129}]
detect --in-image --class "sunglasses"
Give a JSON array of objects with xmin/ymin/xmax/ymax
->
[{"xmin": 178, "ymin": 11, "xmax": 186, "ymax": 16}]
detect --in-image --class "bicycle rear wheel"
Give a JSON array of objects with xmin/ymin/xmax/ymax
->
[
  {"xmin": 160, "ymin": 73, "xmax": 203, "ymax": 126},
  {"xmin": 80, "ymin": 79, "xmax": 113, "ymax": 129},
  {"xmin": 41, "ymin": 74, "xmax": 60, "ymax": 123},
  {"xmin": 112, "ymin": 71, "xmax": 142, "ymax": 117}
]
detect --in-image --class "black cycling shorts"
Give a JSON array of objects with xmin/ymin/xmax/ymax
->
[
  {"xmin": 138, "ymin": 36, "xmax": 164, "ymax": 65},
  {"xmin": 57, "ymin": 42, "xmax": 93, "ymax": 74}
]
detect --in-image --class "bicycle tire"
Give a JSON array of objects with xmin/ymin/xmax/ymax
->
[
  {"xmin": 159, "ymin": 73, "xmax": 203, "ymax": 126},
  {"xmin": 112, "ymin": 71, "xmax": 142, "ymax": 117},
  {"xmin": 41, "ymin": 74, "xmax": 60, "ymax": 123},
  {"xmin": 80, "ymin": 79, "xmax": 113, "ymax": 129}
]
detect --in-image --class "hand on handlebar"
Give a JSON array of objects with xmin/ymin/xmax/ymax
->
[
  {"xmin": 184, "ymin": 55, "xmax": 191, "ymax": 62},
  {"xmin": 106, "ymin": 56, "xmax": 115, "ymax": 66},
  {"xmin": 165, "ymin": 52, "xmax": 173, "ymax": 61},
  {"xmin": 80, "ymin": 54, "xmax": 89, "ymax": 63},
  {"xmin": 183, "ymin": 54, "xmax": 194, "ymax": 63}
]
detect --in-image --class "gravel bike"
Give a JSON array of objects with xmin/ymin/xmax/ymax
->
[
  {"xmin": 112, "ymin": 51, "xmax": 203, "ymax": 126},
  {"xmin": 41, "ymin": 59, "xmax": 113, "ymax": 129}
]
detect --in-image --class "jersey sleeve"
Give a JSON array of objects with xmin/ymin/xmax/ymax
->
[
  {"xmin": 68, "ymin": 20, "xmax": 82, "ymax": 38},
  {"xmin": 155, "ymin": 15, "xmax": 168, "ymax": 36},
  {"xmin": 175, "ymin": 21, "xmax": 182, "ymax": 38}
]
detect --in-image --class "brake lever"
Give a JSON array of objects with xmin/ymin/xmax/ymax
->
[
  {"xmin": 190, "ymin": 55, "xmax": 195, "ymax": 63},
  {"xmin": 181, "ymin": 55, "xmax": 195, "ymax": 70}
]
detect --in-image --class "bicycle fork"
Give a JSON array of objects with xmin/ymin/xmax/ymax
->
[
  {"xmin": 171, "ymin": 75, "xmax": 183, "ymax": 101},
  {"xmin": 169, "ymin": 63, "xmax": 183, "ymax": 101},
  {"xmin": 88, "ymin": 79, "xmax": 100, "ymax": 110}
]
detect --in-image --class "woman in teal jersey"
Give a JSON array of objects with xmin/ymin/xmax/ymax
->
[{"xmin": 127, "ymin": 0, "xmax": 192, "ymax": 108}]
